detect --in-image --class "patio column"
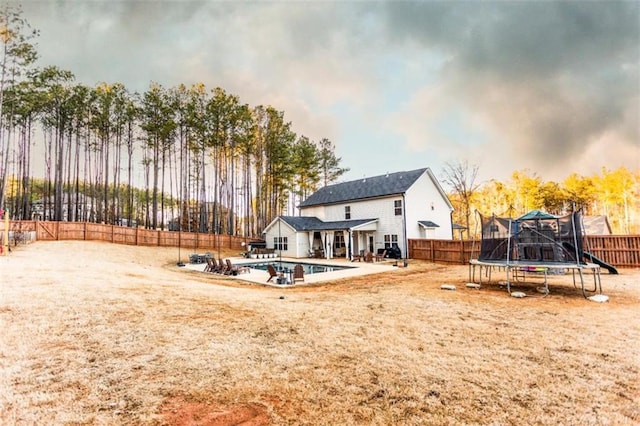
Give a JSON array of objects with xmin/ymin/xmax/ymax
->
[
  {"xmin": 320, "ymin": 231, "xmax": 326, "ymax": 258},
  {"xmin": 326, "ymin": 232, "xmax": 334, "ymax": 259},
  {"xmin": 307, "ymin": 232, "xmax": 314, "ymax": 256}
]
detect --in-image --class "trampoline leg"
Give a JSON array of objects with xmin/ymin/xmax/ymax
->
[
  {"xmin": 586, "ymin": 267, "xmax": 602, "ymax": 294},
  {"xmin": 578, "ymin": 269, "xmax": 587, "ymax": 298}
]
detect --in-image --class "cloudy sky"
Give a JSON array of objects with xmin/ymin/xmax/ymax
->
[{"xmin": 14, "ymin": 0, "xmax": 640, "ymax": 184}]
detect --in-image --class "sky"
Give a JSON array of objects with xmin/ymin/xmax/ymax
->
[{"xmin": 12, "ymin": 0, "xmax": 640, "ymax": 186}]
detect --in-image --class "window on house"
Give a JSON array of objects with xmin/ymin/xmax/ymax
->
[
  {"xmin": 345, "ymin": 206, "xmax": 351, "ymax": 220},
  {"xmin": 334, "ymin": 233, "xmax": 345, "ymax": 248},
  {"xmin": 384, "ymin": 234, "xmax": 398, "ymax": 249},
  {"xmin": 274, "ymin": 236, "xmax": 288, "ymax": 251},
  {"xmin": 394, "ymin": 200, "xmax": 402, "ymax": 216}
]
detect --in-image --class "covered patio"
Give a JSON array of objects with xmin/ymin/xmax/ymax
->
[
  {"xmin": 262, "ymin": 216, "xmax": 379, "ymax": 260},
  {"xmin": 307, "ymin": 220, "xmax": 379, "ymax": 261}
]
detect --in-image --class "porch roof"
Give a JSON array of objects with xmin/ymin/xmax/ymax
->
[
  {"xmin": 418, "ymin": 220, "xmax": 440, "ymax": 228},
  {"xmin": 280, "ymin": 216, "xmax": 378, "ymax": 232}
]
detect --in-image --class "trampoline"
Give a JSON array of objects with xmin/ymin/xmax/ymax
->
[{"xmin": 469, "ymin": 210, "xmax": 603, "ymax": 298}]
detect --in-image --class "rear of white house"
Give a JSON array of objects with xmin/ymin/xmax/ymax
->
[{"xmin": 262, "ymin": 167, "xmax": 454, "ymax": 259}]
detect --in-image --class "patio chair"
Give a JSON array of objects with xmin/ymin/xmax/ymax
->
[
  {"xmin": 216, "ymin": 258, "xmax": 228, "ymax": 275},
  {"xmin": 204, "ymin": 257, "xmax": 216, "ymax": 272},
  {"xmin": 266, "ymin": 264, "xmax": 278, "ymax": 283},
  {"xmin": 375, "ymin": 250, "xmax": 387, "ymax": 262},
  {"xmin": 293, "ymin": 264, "xmax": 305, "ymax": 283},
  {"xmin": 352, "ymin": 250, "xmax": 364, "ymax": 262},
  {"xmin": 364, "ymin": 251, "xmax": 374, "ymax": 263},
  {"xmin": 225, "ymin": 259, "xmax": 250, "ymax": 275}
]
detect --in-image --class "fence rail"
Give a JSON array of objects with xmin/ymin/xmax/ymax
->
[
  {"xmin": 4, "ymin": 220, "xmax": 256, "ymax": 253},
  {"xmin": 409, "ymin": 235, "xmax": 640, "ymax": 268},
  {"xmin": 4, "ymin": 220, "xmax": 639, "ymax": 267}
]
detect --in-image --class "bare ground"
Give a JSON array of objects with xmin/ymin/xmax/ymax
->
[{"xmin": 1, "ymin": 240, "xmax": 639, "ymax": 425}]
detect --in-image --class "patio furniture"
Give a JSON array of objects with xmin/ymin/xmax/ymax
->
[
  {"xmin": 225, "ymin": 259, "xmax": 250, "ymax": 275},
  {"xmin": 375, "ymin": 250, "xmax": 387, "ymax": 262},
  {"xmin": 204, "ymin": 257, "xmax": 216, "ymax": 272},
  {"xmin": 352, "ymin": 250, "xmax": 365, "ymax": 262},
  {"xmin": 266, "ymin": 264, "xmax": 278, "ymax": 282},
  {"xmin": 293, "ymin": 264, "xmax": 305, "ymax": 283},
  {"xmin": 216, "ymin": 258, "xmax": 228, "ymax": 275}
]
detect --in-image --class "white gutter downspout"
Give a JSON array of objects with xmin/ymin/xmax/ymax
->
[{"xmin": 402, "ymin": 193, "xmax": 408, "ymax": 259}]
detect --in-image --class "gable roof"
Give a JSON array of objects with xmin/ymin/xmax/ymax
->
[{"xmin": 299, "ymin": 168, "xmax": 429, "ymax": 207}]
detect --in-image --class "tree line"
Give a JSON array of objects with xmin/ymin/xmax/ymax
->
[
  {"xmin": 0, "ymin": 6, "xmax": 348, "ymax": 237},
  {"xmin": 443, "ymin": 162, "xmax": 639, "ymax": 237}
]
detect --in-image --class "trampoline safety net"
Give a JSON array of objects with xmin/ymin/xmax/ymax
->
[{"xmin": 477, "ymin": 210, "xmax": 584, "ymax": 264}]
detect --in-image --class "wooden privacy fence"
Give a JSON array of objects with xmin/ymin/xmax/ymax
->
[
  {"xmin": 7, "ymin": 220, "xmax": 256, "ymax": 253},
  {"xmin": 408, "ymin": 235, "xmax": 640, "ymax": 268}
]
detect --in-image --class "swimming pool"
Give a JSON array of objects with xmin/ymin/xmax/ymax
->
[{"xmin": 241, "ymin": 260, "xmax": 354, "ymax": 275}]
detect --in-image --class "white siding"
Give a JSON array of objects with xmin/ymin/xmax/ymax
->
[
  {"xmin": 302, "ymin": 196, "xmax": 407, "ymax": 255},
  {"xmin": 263, "ymin": 220, "xmax": 301, "ymax": 257},
  {"xmin": 301, "ymin": 206, "xmax": 325, "ymax": 220},
  {"xmin": 404, "ymin": 172, "xmax": 453, "ymax": 240}
]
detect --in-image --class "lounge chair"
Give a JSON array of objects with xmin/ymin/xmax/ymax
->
[
  {"xmin": 364, "ymin": 251, "xmax": 374, "ymax": 263},
  {"xmin": 225, "ymin": 259, "xmax": 250, "ymax": 275},
  {"xmin": 293, "ymin": 264, "xmax": 305, "ymax": 283},
  {"xmin": 216, "ymin": 258, "xmax": 228, "ymax": 275},
  {"xmin": 266, "ymin": 264, "xmax": 278, "ymax": 282},
  {"xmin": 204, "ymin": 257, "xmax": 216, "ymax": 272}
]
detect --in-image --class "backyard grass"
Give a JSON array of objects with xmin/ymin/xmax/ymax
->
[{"xmin": 1, "ymin": 240, "xmax": 639, "ymax": 425}]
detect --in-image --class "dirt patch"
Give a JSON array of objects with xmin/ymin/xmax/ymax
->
[{"xmin": 161, "ymin": 397, "xmax": 269, "ymax": 426}]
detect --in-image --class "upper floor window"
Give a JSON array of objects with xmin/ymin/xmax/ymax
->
[
  {"xmin": 345, "ymin": 205, "xmax": 351, "ymax": 220},
  {"xmin": 394, "ymin": 200, "xmax": 402, "ymax": 216}
]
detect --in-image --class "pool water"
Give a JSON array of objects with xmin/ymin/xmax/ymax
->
[{"xmin": 242, "ymin": 261, "xmax": 354, "ymax": 275}]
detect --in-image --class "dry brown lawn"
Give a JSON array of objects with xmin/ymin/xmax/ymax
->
[{"xmin": 1, "ymin": 241, "xmax": 639, "ymax": 425}]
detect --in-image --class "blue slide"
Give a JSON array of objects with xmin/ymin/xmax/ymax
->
[{"xmin": 583, "ymin": 251, "xmax": 619, "ymax": 274}]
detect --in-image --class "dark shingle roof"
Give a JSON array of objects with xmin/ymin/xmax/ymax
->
[
  {"xmin": 299, "ymin": 168, "xmax": 428, "ymax": 207},
  {"xmin": 280, "ymin": 216, "xmax": 376, "ymax": 231}
]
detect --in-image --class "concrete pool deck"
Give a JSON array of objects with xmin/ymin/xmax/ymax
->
[{"xmin": 184, "ymin": 256, "xmax": 402, "ymax": 286}]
